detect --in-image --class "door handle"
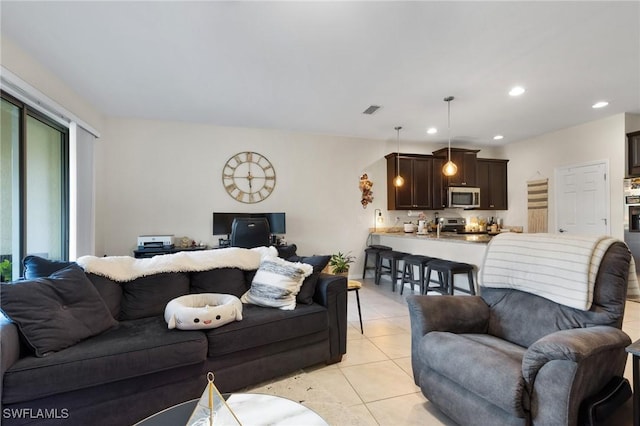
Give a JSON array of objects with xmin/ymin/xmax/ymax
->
[{"xmin": 559, "ymin": 228, "xmax": 566, "ymax": 233}]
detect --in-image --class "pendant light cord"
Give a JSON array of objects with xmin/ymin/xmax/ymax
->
[
  {"xmin": 445, "ymin": 96, "xmax": 454, "ymax": 160},
  {"xmin": 395, "ymin": 126, "xmax": 402, "ymax": 174}
]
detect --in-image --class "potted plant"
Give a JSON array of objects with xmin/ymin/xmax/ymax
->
[
  {"xmin": 0, "ymin": 259, "xmax": 12, "ymax": 282},
  {"xmin": 329, "ymin": 252, "xmax": 355, "ymax": 277}
]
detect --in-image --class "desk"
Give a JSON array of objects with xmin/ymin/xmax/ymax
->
[
  {"xmin": 627, "ymin": 339, "xmax": 640, "ymax": 426},
  {"xmin": 133, "ymin": 246, "xmax": 208, "ymax": 258}
]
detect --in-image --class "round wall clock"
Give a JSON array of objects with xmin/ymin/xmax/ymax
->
[{"xmin": 222, "ymin": 151, "xmax": 276, "ymax": 203}]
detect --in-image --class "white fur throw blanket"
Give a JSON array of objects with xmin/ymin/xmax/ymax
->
[
  {"xmin": 479, "ymin": 233, "xmax": 640, "ymax": 310},
  {"xmin": 76, "ymin": 246, "xmax": 278, "ymax": 282}
]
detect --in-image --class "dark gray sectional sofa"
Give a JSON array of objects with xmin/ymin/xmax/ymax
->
[{"xmin": 0, "ymin": 257, "xmax": 347, "ymax": 425}]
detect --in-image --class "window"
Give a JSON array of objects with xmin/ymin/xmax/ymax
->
[{"xmin": 1, "ymin": 91, "xmax": 69, "ymax": 281}]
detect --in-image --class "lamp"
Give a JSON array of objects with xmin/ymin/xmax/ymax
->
[
  {"xmin": 393, "ymin": 126, "xmax": 404, "ymax": 187},
  {"xmin": 442, "ymin": 96, "xmax": 458, "ymax": 177}
]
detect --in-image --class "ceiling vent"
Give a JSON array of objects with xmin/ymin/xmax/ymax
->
[{"xmin": 362, "ymin": 105, "xmax": 381, "ymax": 115}]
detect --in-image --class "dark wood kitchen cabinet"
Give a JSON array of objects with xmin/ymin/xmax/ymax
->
[
  {"xmin": 431, "ymin": 156, "xmax": 447, "ymax": 209},
  {"xmin": 432, "ymin": 148, "xmax": 479, "ymax": 187},
  {"xmin": 476, "ymin": 158, "xmax": 508, "ymax": 210},
  {"xmin": 628, "ymin": 131, "xmax": 640, "ymax": 177},
  {"xmin": 386, "ymin": 153, "xmax": 434, "ymax": 210}
]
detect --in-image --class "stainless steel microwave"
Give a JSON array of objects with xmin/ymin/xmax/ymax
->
[{"xmin": 448, "ymin": 187, "xmax": 481, "ymax": 209}]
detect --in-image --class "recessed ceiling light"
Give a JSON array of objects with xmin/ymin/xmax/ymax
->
[
  {"xmin": 509, "ymin": 86, "xmax": 525, "ymax": 97},
  {"xmin": 592, "ymin": 101, "xmax": 609, "ymax": 109},
  {"xmin": 427, "ymin": 127, "xmax": 437, "ymax": 134},
  {"xmin": 493, "ymin": 135, "xmax": 504, "ymax": 140}
]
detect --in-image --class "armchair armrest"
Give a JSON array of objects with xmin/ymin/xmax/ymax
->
[
  {"xmin": 522, "ymin": 326, "xmax": 631, "ymax": 385},
  {"xmin": 313, "ymin": 273, "xmax": 347, "ymax": 363},
  {"xmin": 406, "ymin": 295, "xmax": 489, "ymax": 336}
]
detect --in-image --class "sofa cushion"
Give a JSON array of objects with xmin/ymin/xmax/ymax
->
[
  {"xmin": 85, "ymin": 273, "xmax": 123, "ymax": 319},
  {"xmin": 288, "ymin": 255, "xmax": 331, "ymax": 305},
  {"xmin": 241, "ymin": 256, "xmax": 313, "ymax": 310},
  {"xmin": 22, "ymin": 255, "xmax": 75, "ymax": 279},
  {"xmin": 190, "ymin": 268, "xmax": 248, "ymax": 298},
  {"xmin": 204, "ymin": 303, "xmax": 328, "ymax": 357},
  {"xmin": 120, "ymin": 272, "xmax": 190, "ymax": 320},
  {"xmin": 2, "ymin": 316, "xmax": 208, "ymax": 404},
  {"xmin": 420, "ymin": 331, "xmax": 527, "ymax": 417},
  {"xmin": 0, "ymin": 265, "xmax": 118, "ymax": 357}
]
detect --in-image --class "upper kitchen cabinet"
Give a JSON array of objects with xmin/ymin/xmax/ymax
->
[
  {"xmin": 628, "ymin": 131, "xmax": 640, "ymax": 177},
  {"xmin": 432, "ymin": 148, "xmax": 479, "ymax": 186},
  {"xmin": 476, "ymin": 158, "xmax": 509, "ymax": 210},
  {"xmin": 431, "ymin": 156, "xmax": 447, "ymax": 209},
  {"xmin": 386, "ymin": 153, "xmax": 434, "ymax": 210}
]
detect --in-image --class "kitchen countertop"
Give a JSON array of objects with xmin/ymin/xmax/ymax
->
[{"xmin": 371, "ymin": 231, "xmax": 493, "ymax": 244}]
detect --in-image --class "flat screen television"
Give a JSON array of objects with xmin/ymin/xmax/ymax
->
[{"xmin": 212, "ymin": 212, "xmax": 286, "ymax": 235}]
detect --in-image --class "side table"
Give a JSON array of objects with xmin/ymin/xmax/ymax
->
[{"xmin": 626, "ymin": 339, "xmax": 640, "ymax": 426}]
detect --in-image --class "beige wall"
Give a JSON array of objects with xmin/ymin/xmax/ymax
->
[
  {"xmin": 97, "ymin": 118, "xmax": 395, "ymax": 273},
  {"xmin": 0, "ymin": 36, "xmax": 104, "ymax": 133},
  {"xmin": 501, "ymin": 114, "xmax": 628, "ymax": 239}
]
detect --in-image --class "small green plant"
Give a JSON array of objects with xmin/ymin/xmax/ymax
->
[
  {"xmin": 329, "ymin": 251, "xmax": 355, "ymax": 274},
  {"xmin": 0, "ymin": 259, "xmax": 12, "ymax": 282}
]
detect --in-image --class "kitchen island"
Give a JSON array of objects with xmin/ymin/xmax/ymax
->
[{"xmin": 369, "ymin": 231, "xmax": 494, "ymax": 292}]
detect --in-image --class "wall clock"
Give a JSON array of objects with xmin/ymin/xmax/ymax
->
[{"xmin": 222, "ymin": 151, "xmax": 276, "ymax": 203}]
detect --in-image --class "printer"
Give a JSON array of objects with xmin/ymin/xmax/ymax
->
[{"xmin": 137, "ymin": 235, "xmax": 175, "ymax": 250}]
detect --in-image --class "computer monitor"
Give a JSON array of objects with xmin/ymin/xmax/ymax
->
[
  {"xmin": 230, "ymin": 217, "xmax": 271, "ymax": 248},
  {"xmin": 213, "ymin": 212, "xmax": 285, "ymax": 235}
]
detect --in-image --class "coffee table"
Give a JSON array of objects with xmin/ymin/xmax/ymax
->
[{"xmin": 135, "ymin": 393, "xmax": 328, "ymax": 425}]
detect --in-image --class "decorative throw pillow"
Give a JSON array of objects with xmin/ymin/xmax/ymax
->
[
  {"xmin": 23, "ymin": 255, "xmax": 74, "ymax": 280},
  {"xmin": 241, "ymin": 256, "xmax": 313, "ymax": 310},
  {"xmin": 0, "ymin": 264, "xmax": 118, "ymax": 356},
  {"xmin": 288, "ymin": 255, "xmax": 331, "ymax": 305}
]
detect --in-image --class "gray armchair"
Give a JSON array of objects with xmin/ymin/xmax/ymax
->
[{"xmin": 408, "ymin": 239, "xmax": 632, "ymax": 425}]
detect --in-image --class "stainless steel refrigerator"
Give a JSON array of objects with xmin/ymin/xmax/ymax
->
[{"xmin": 623, "ymin": 178, "xmax": 640, "ymax": 273}]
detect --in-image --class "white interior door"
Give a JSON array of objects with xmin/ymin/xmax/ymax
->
[{"xmin": 555, "ymin": 161, "xmax": 609, "ymax": 236}]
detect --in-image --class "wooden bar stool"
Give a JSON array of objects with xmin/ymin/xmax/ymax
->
[
  {"xmin": 425, "ymin": 260, "xmax": 476, "ymax": 295},
  {"xmin": 400, "ymin": 255, "xmax": 437, "ymax": 295},
  {"xmin": 348, "ymin": 280, "xmax": 364, "ymax": 334},
  {"xmin": 376, "ymin": 250, "xmax": 409, "ymax": 292},
  {"xmin": 362, "ymin": 245, "xmax": 392, "ymax": 279}
]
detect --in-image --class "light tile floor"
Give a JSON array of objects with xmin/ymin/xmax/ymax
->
[{"xmin": 300, "ymin": 277, "xmax": 640, "ymax": 425}]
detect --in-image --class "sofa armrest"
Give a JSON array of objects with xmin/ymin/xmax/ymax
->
[
  {"xmin": 522, "ymin": 326, "xmax": 631, "ymax": 385},
  {"xmin": 314, "ymin": 273, "xmax": 347, "ymax": 363},
  {"xmin": 1, "ymin": 315, "xmax": 21, "ymax": 409},
  {"xmin": 406, "ymin": 295, "xmax": 490, "ymax": 336}
]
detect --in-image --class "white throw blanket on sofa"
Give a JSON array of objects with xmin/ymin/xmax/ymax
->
[
  {"xmin": 479, "ymin": 233, "xmax": 640, "ymax": 310},
  {"xmin": 77, "ymin": 246, "xmax": 278, "ymax": 282}
]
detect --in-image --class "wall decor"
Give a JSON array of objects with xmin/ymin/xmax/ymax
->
[
  {"xmin": 359, "ymin": 173, "xmax": 374, "ymax": 208},
  {"xmin": 222, "ymin": 151, "xmax": 276, "ymax": 203}
]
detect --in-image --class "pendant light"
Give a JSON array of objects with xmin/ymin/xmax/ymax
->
[
  {"xmin": 442, "ymin": 96, "xmax": 458, "ymax": 177},
  {"xmin": 393, "ymin": 126, "xmax": 404, "ymax": 187}
]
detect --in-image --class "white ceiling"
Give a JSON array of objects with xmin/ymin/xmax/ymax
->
[{"xmin": 1, "ymin": 1, "xmax": 639, "ymax": 145}]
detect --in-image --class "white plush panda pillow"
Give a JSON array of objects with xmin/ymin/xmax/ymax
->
[{"xmin": 164, "ymin": 293, "xmax": 243, "ymax": 330}]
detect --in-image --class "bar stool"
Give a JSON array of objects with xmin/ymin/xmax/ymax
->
[
  {"xmin": 400, "ymin": 255, "xmax": 437, "ymax": 295},
  {"xmin": 375, "ymin": 250, "xmax": 409, "ymax": 291},
  {"xmin": 425, "ymin": 260, "xmax": 476, "ymax": 295},
  {"xmin": 347, "ymin": 280, "xmax": 364, "ymax": 334},
  {"xmin": 362, "ymin": 245, "xmax": 392, "ymax": 279}
]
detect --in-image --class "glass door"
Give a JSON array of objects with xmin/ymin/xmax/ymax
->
[{"xmin": 0, "ymin": 94, "xmax": 68, "ymax": 281}]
